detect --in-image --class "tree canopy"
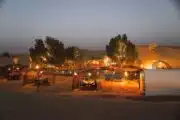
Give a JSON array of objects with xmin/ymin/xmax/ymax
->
[
  {"xmin": 65, "ymin": 46, "xmax": 81, "ymax": 61},
  {"xmin": 29, "ymin": 36, "xmax": 65, "ymax": 65},
  {"xmin": 149, "ymin": 43, "xmax": 157, "ymax": 52},
  {"xmin": 29, "ymin": 39, "xmax": 47, "ymax": 63},
  {"xmin": 106, "ymin": 34, "xmax": 138, "ymax": 63},
  {"xmin": 0, "ymin": 52, "xmax": 10, "ymax": 58},
  {"xmin": 29, "ymin": 36, "xmax": 82, "ymax": 65},
  {"xmin": 45, "ymin": 36, "xmax": 65, "ymax": 64}
]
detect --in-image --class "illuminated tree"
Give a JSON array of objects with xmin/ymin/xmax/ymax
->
[
  {"xmin": 106, "ymin": 34, "xmax": 138, "ymax": 63},
  {"xmin": 45, "ymin": 36, "xmax": 65, "ymax": 64},
  {"xmin": 149, "ymin": 43, "xmax": 157, "ymax": 52},
  {"xmin": 29, "ymin": 39, "xmax": 47, "ymax": 63},
  {"xmin": 65, "ymin": 46, "xmax": 81, "ymax": 61}
]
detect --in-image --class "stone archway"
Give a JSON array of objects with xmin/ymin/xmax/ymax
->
[{"xmin": 152, "ymin": 60, "xmax": 171, "ymax": 69}]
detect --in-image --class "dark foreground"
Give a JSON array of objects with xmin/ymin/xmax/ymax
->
[
  {"xmin": 0, "ymin": 80, "xmax": 180, "ymax": 120},
  {"xmin": 0, "ymin": 91, "xmax": 180, "ymax": 120}
]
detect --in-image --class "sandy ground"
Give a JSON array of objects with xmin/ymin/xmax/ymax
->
[{"xmin": 0, "ymin": 78, "xmax": 180, "ymax": 120}]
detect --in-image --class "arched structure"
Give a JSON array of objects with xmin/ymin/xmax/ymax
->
[{"xmin": 152, "ymin": 60, "xmax": 171, "ymax": 69}]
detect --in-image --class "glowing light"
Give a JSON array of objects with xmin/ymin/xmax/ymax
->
[
  {"xmin": 111, "ymin": 62, "xmax": 117, "ymax": 65},
  {"xmin": 35, "ymin": 65, "xmax": 40, "ymax": 69},
  {"xmin": 41, "ymin": 56, "xmax": 47, "ymax": 62},
  {"xmin": 124, "ymin": 71, "xmax": 128, "ymax": 77},
  {"xmin": 88, "ymin": 72, "xmax": 92, "ymax": 76},
  {"xmin": 140, "ymin": 64, "xmax": 144, "ymax": 68},
  {"xmin": 158, "ymin": 62, "xmax": 164, "ymax": 68},
  {"xmin": 103, "ymin": 56, "xmax": 111, "ymax": 67},
  {"xmin": 13, "ymin": 57, "xmax": 19, "ymax": 64},
  {"xmin": 74, "ymin": 72, "xmax": 78, "ymax": 76},
  {"xmin": 92, "ymin": 60, "xmax": 96, "ymax": 64},
  {"xmin": 144, "ymin": 64, "xmax": 152, "ymax": 69},
  {"xmin": 120, "ymin": 81, "xmax": 125, "ymax": 86},
  {"xmin": 43, "ymin": 58, "xmax": 47, "ymax": 61},
  {"xmin": 40, "ymin": 70, "xmax": 43, "ymax": 74},
  {"xmin": 29, "ymin": 56, "xmax": 32, "ymax": 62}
]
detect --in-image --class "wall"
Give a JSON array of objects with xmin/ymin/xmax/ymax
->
[{"xmin": 144, "ymin": 70, "xmax": 180, "ymax": 95}]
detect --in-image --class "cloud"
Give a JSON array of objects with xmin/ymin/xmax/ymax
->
[
  {"xmin": 169, "ymin": 0, "xmax": 180, "ymax": 18},
  {"xmin": 0, "ymin": 0, "xmax": 4, "ymax": 7},
  {"xmin": 171, "ymin": 0, "xmax": 180, "ymax": 10}
]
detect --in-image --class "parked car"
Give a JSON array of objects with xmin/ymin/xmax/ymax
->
[
  {"xmin": 5, "ymin": 64, "xmax": 22, "ymax": 80},
  {"xmin": 72, "ymin": 69, "xmax": 103, "ymax": 90},
  {"xmin": 21, "ymin": 68, "xmax": 52, "ymax": 86},
  {"xmin": 100, "ymin": 66, "xmax": 145, "ymax": 96}
]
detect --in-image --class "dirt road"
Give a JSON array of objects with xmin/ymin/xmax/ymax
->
[
  {"xmin": 0, "ymin": 91, "xmax": 180, "ymax": 120},
  {"xmin": 0, "ymin": 80, "xmax": 180, "ymax": 120}
]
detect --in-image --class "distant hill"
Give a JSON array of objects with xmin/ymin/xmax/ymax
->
[
  {"xmin": 136, "ymin": 45, "xmax": 180, "ymax": 68},
  {"xmin": 80, "ymin": 49, "xmax": 106, "ymax": 60},
  {"xmin": 0, "ymin": 53, "xmax": 29, "ymax": 66}
]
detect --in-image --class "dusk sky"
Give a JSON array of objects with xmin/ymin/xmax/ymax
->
[{"xmin": 0, "ymin": 0, "xmax": 180, "ymax": 52}]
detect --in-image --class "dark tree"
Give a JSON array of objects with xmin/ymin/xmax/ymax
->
[
  {"xmin": 122, "ymin": 33, "xmax": 128, "ymax": 42},
  {"xmin": 106, "ymin": 37, "xmax": 119, "ymax": 57},
  {"xmin": 29, "ymin": 47, "xmax": 36, "ymax": 62},
  {"xmin": 65, "ymin": 46, "xmax": 81, "ymax": 60},
  {"xmin": 1, "ymin": 52, "xmax": 10, "ymax": 58},
  {"xmin": 106, "ymin": 34, "xmax": 126, "ymax": 60},
  {"xmin": 125, "ymin": 41, "xmax": 138, "ymax": 64},
  {"xmin": 45, "ymin": 36, "xmax": 65, "ymax": 64},
  {"xmin": 106, "ymin": 34, "xmax": 138, "ymax": 63},
  {"xmin": 29, "ymin": 39, "xmax": 47, "ymax": 63},
  {"xmin": 106, "ymin": 45, "xmax": 111, "ymax": 57}
]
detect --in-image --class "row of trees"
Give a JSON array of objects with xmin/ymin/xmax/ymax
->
[
  {"xmin": 0, "ymin": 52, "xmax": 11, "ymax": 58},
  {"xmin": 106, "ymin": 34, "xmax": 138, "ymax": 64},
  {"xmin": 29, "ymin": 36, "xmax": 81, "ymax": 65},
  {"xmin": 30, "ymin": 34, "xmax": 139, "ymax": 65}
]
